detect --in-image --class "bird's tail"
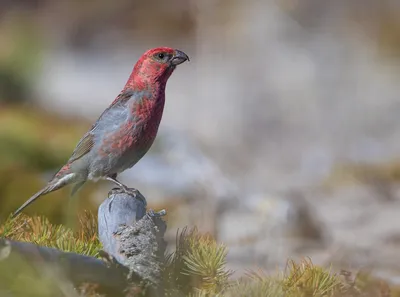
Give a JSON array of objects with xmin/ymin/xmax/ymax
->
[{"xmin": 12, "ymin": 175, "xmax": 75, "ymax": 218}]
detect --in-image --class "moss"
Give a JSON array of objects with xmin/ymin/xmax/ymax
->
[{"xmin": 0, "ymin": 213, "xmax": 399, "ymax": 296}]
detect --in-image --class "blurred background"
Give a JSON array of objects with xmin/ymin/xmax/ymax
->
[{"xmin": 2, "ymin": 0, "xmax": 400, "ymax": 282}]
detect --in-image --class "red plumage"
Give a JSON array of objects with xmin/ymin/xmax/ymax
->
[{"xmin": 12, "ymin": 47, "xmax": 189, "ymax": 217}]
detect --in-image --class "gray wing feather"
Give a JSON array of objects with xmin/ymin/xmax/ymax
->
[{"xmin": 67, "ymin": 89, "xmax": 135, "ymax": 164}]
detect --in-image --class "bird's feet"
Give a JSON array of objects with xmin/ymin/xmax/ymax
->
[
  {"xmin": 122, "ymin": 186, "xmax": 138, "ymax": 198},
  {"xmin": 113, "ymin": 184, "xmax": 138, "ymax": 197},
  {"xmin": 106, "ymin": 175, "xmax": 137, "ymax": 197},
  {"xmin": 105, "ymin": 175, "xmax": 147, "ymax": 207},
  {"xmin": 147, "ymin": 209, "xmax": 167, "ymax": 218},
  {"xmin": 110, "ymin": 186, "xmax": 147, "ymax": 207}
]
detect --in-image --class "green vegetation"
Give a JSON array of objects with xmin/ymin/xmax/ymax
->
[
  {"xmin": 0, "ymin": 211, "xmax": 100, "ymax": 257},
  {"xmin": 0, "ymin": 213, "xmax": 399, "ymax": 297},
  {"xmin": 164, "ymin": 228, "xmax": 232, "ymax": 296},
  {"xmin": 0, "ymin": 107, "xmax": 99, "ymax": 222}
]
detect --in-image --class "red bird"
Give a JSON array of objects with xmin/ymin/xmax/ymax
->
[{"xmin": 12, "ymin": 47, "xmax": 189, "ymax": 217}]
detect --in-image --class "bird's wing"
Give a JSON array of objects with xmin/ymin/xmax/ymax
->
[
  {"xmin": 68, "ymin": 132, "xmax": 95, "ymax": 163},
  {"xmin": 67, "ymin": 88, "xmax": 135, "ymax": 164}
]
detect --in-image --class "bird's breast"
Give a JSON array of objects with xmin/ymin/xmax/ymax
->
[
  {"xmin": 89, "ymin": 92, "xmax": 167, "ymax": 177},
  {"xmin": 133, "ymin": 100, "xmax": 165, "ymax": 150},
  {"xmin": 98, "ymin": 98, "xmax": 165, "ymax": 160}
]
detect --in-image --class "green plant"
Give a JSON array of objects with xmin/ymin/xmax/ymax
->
[
  {"xmin": 164, "ymin": 227, "xmax": 232, "ymax": 296},
  {"xmin": 0, "ymin": 214, "xmax": 399, "ymax": 297},
  {"xmin": 0, "ymin": 211, "xmax": 101, "ymax": 257}
]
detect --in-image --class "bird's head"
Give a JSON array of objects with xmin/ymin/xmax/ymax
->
[{"xmin": 130, "ymin": 47, "xmax": 189, "ymax": 88}]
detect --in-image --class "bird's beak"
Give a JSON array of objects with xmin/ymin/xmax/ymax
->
[{"xmin": 170, "ymin": 50, "xmax": 189, "ymax": 66}]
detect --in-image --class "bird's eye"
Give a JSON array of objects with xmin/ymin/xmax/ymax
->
[{"xmin": 158, "ymin": 53, "xmax": 165, "ymax": 60}]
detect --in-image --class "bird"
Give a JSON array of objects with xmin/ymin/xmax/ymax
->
[{"xmin": 12, "ymin": 47, "xmax": 189, "ymax": 217}]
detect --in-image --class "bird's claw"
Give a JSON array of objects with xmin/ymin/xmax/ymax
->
[
  {"xmin": 109, "ymin": 186, "xmax": 147, "ymax": 208},
  {"xmin": 111, "ymin": 185, "xmax": 138, "ymax": 197},
  {"xmin": 121, "ymin": 187, "xmax": 148, "ymax": 207},
  {"xmin": 109, "ymin": 187, "xmax": 125, "ymax": 196},
  {"xmin": 147, "ymin": 209, "xmax": 166, "ymax": 218},
  {"xmin": 122, "ymin": 187, "xmax": 138, "ymax": 198}
]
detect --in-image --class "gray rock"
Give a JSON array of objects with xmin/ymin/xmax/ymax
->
[
  {"xmin": 98, "ymin": 188, "xmax": 147, "ymax": 257},
  {"xmin": 97, "ymin": 188, "xmax": 167, "ymax": 292}
]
